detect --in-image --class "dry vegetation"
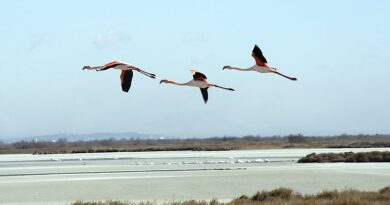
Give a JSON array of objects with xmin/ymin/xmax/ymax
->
[
  {"xmin": 72, "ymin": 186, "xmax": 390, "ymax": 205},
  {"xmin": 298, "ymin": 151, "xmax": 390, "ymax": 163},
  {"xmin": 0, "ymin": 134, "xmax": 389, "ymax": 154}
]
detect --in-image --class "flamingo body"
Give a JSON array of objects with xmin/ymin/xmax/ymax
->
[
  {"xmin": 103, "ymin": 61, "xmax": 131, "ymax": 70},
  {"xmin": 250, "ymin": 65, "xmax": 277, "ymax": 73}
]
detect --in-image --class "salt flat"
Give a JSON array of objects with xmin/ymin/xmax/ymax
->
[{"xmin": 0, "ymin": 148, "xmax": 389, "ymax": 204}]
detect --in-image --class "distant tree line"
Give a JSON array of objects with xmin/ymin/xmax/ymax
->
[{"xmin": 0, "ymin": 134, "xmax": 389, "ymax": 154}]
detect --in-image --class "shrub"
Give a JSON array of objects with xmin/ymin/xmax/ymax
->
[
  {"xmin": 316, "ymin": 190, "xmax": 339, "ymax": 199},
  {"xmin": 383, "ymin": 153, "xmax": 390, "ymax": 162},
  {"xmin": 357, "ymin": 153, "xmax": 369, "ymax": 162},
  {"xmin": 299, "ymin": 151, "xmax": 390, "ymax": 163},
  {"xmin": 268, "ymin": 188, "xmax": 293, "ymax": 199},
  {"xmin": 379, "ymin": 186, "xmax": 390, "ymax": 195},
  {"xmin": 250, "ymin": 188, "xmax": 293, "ymax": 201},
  {"xmin": 237, "ymin": 195, "xmax": 249, "ymax": 200},
  {"xmin": 251, "ymin": 191, "xmax": 268, "ymax": 201}
]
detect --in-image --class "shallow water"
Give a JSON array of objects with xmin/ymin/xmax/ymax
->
[{"xmin": 0, "ymin": 148, "xmax": 389, "ymax": 204}]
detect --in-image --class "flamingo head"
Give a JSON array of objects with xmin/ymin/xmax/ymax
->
[
  {"xmin": 82, "ymin": 66, "xmax": 91, "ymax": 70},
  {"xmin": 190, "ymin": 69, "xmax": 198, "ymax": 75},
  {"xmin": 160, "ymin": 79, "xmax": 170, "ymax": 84},
  {"xmin": 223, "ymin": 65, "xmax": 231, "ymax": 70}
]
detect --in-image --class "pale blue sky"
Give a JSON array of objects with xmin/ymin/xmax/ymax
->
[{"xmin": 1, "ymin": 0, "xmax": 389, "ymax": 138}]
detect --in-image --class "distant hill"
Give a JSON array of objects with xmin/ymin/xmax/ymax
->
[{"xmin": 1, "ymin": 132, "xmax": 168, "ymax": 143}]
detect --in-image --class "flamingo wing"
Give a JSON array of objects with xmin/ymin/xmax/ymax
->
[
  {"xmin": 192, "ymin": 71, "xmax": 207, "ymax": 81},
  {"xmin": 103, "ymin": 61, "xmax": 126, "ymax": 70},
  {"xmin": 200, "ymin": 88, "xmax": 208, "ymax": 103},
  {"xmin": 120, "ymin": 70, "xmax": 133, "ymax": 92},
  {"xmin": 252, "ymin": 44, "xmax": 268, "ymax": 66}
]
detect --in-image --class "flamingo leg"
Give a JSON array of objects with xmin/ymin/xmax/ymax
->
[
  {"xmin": 134, "ymin": 68, "xmax": 156, "ymax": 79},
  {"xmin": 272, "ymin": 71, "xmax": 297, "ymax": 81},
  {"xmin": 213, "ymin": 84, "xmax": 235, "ymax": 91}
]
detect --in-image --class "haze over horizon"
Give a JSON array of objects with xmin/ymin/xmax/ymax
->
[
  {"xmin": 1, "ymin": 1, "xmax": 390, "ymax": 139},
  {"xmin": 2, "ymin": 131, "xmax": 390, "ymax": 141}
]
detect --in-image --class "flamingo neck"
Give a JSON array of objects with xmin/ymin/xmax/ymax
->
[
  {"xmin": 85, "ymin": 66, "xmax": 104, "ymax": 70},
  {"xmin": 229, "ymin": 66, "xmax": 253, "ymax": 71},
  {"xmin": 169, "ymin": 81, "xmax": 189, "ymax": 86}
]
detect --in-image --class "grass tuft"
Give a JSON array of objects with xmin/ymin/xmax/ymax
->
[{"xmin": 72, "ymin": 186, "xmax": 390, "ymax": 205}]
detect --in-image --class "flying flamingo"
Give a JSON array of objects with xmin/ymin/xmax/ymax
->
[
  {"xmin": 160, "ymin": 70, "xmax": 235, "ymax": 103},
  {"xmin": 223, "ymin": 45, "xmax": 297, "ymax": 81},
  {"xmin": 83, "ymin": 61, "xmax": 156, "ymax": 92}
]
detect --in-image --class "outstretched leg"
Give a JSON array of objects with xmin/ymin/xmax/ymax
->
[
  {"xmin": 134, "ymin": 68, "xmax": 156, "ymax": 79},
  {"xmin": 213, "ymin": 84, "xmax": 235, "ymax": 91},
  {"xmin": 272, "ymin": 71, "xmax": 297, "ymax": 81}
]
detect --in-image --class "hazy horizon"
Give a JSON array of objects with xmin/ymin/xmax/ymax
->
[
  {"xmin": 1, "ymin": 1, "xmax": 390, "ymax": 139},
  {"xmin": 2, "ymin": 130, "xmax": 389, "ymax": 141}
]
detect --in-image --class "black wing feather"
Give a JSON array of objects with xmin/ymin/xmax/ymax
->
[
  {"xmin": 101, "ymin": 62, "xmax": 125, "ymax": 71},
  {"xmin": 121, "ymin": 70, "xmax": 133, "ymax": 92},
  {"xmin": 200, "ymin": 88, "xmax": 208, "ymax": 103},
  {"xmin": 252, "ymin": 44, "xmax": 267, "ymax": 64},
  {"xmin": 193, "ymin": 72, "xmax": 207, "ymax": 80}
]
